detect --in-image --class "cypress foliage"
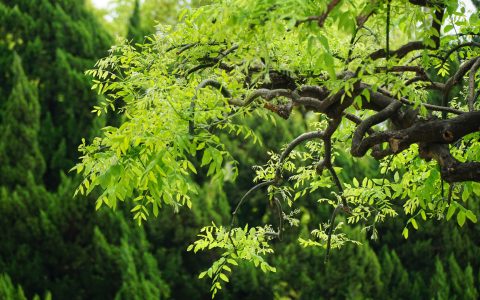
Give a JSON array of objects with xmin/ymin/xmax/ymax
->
[
  {"xmin": 0, "ymin": 0, "xmax": 111, "ymax": 189},
  {"xmin": 430, "ymin": 257, "xmax": 450, "ymax": 300},
  {"xmin": 463, "ymin": 264, "xmax": 478, "ymax": 300},
  {"xmin": 0, "ymin": 178, "xmax": 170, "ymax": 299},
  {"xmin": 0, "ymin": 53, "xmax": 45, "ymax": 188},
  {"xmin": 0, "ymin": 273, "xmax": 27, "ymax": 300},
  {"xmin": 127, "ymin": 0, "xmax": 146, "ymax": 45}
]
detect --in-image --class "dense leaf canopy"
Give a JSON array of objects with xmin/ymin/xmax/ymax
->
[{"xmin": 75, "ymin": 0, "xmax": 480, "ymax": 296}]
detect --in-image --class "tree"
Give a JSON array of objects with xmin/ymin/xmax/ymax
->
[
  {"xmin": 0, "ymin": 273, "xmax": 28, "ymax": 300},
  {"xmin": 126, "ymin": 0, "xmax": 147, "ymax": 45},
  {"xmin": 75, "ymin": 0, "xmax": 480, "ymax": 296},
  {"xmin": 0, "ymin": 53, "xmax": 45, "ymax": 188},
  {"xmin": 0, "ymin": 0, "xmax": 112, "ymax": 189},
  {"xmin": 91, "ymin": 0, "xmax": 181, "ymax": 38},
  {"xmin": 430, "ymin": 257, "xmax": 450, "ymax": 300}
]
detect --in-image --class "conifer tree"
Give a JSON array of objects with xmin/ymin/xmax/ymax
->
[
  {"xmin": 0, "ymin": 0, "xmax": 111, "ymax": 188},
  {"xmin": 0, "ymin": 274, "xmax": 27, "ymax": 300},
  {"xmin": 430, "ymin": 258, "xmax": 450, "ymax": 300},
  {"xmin": 0, "ymin": 53, "xmax": 45, "ymax": 188},
  {"xmin": 463, "ymin": 264, "xmax": 478, "ymax": 300},
  {"xmin": 127, "ymin": 0, "xmax": 146, "ymax": 45}
]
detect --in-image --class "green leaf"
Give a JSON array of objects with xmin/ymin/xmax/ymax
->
[
  {"xmin": 198, "ymin": 271, "xmax": 207, "ymax": 279},
  {"xmin": 153, "ymin": 201, "xmax": 159, "ymax": 217},
  {"xmin": 457, "ymin": 211, "xmax": 466, "ymax": 227},
  {"xmin": 222, "ymin": 265, "xmax": 232, "ymax": 272},
  {"xmin": 446, "ymin": 204, "xmax": 456, "ymax": 221},
  {"xmin": 131, "ymin": 204, "xmax": 142, "ymax": 212},
  {"xmin": 95, "ymin": 199, "xmax": 103, "ymax": 210},
  {"xmin": 318, "ymin": 34, "xmax": 330, "ymax": 51},
  {"xmin": 443, "ymin": 24, "xmax": 454, "ymax": 33},
  {"xmin": 227, "ymin": 259, "xmax": 238, "ymax": 266},
  {"xmin": 402, "ymin": 227, "xmax": 409, "ymax": 239},
  {"xmin": 410, "ymin": 218, "xmax": 418, "ymax": 230},
  {"xmin": 420, "ymin": 210, "xmax": 427, "ymax": 220},
  {"xmin": 201, "ymin": 148, "xmax": 212, "ymax": 167},
  {"xmin": 352, "ymin": 177, "xmax": 359, "ymax": 187},
  {"xmin": 219, "ymin": 273, "xmax": 229, "ymax": 282},
  {"xmin": 465, "ymin": 210, "xmax": 477, "ymax": 223}
]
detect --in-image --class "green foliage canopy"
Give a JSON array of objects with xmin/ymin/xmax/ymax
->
[{"xmin": 76, "ymin": 0, "xmax": 480, "ymax": 296}]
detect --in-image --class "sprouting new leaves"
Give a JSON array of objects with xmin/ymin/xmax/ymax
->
[{"xmin": 187, "ymin": 223, "xmax": 276, "ymax": 298}]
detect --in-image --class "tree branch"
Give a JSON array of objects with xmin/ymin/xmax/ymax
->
[
  {"xmin": 469, "ymin": 58, "xmax": 480, "ymax": 111},
  {"xmin": 190, "ymin": 79, "xmax": 232, "ymax": 134}
]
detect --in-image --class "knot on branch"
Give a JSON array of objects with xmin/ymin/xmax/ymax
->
[
  {"xmin": 442, "ymin": 129, "xmax": 454, "ymax": 142},
  {"xmin": 264, "ymin": 102, "xmax": 293, "ymax": 119}
]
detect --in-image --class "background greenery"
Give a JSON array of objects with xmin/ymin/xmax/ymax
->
[{"xmin": 0, "ymin": 0, "xmax": 479, "ymax": 299}]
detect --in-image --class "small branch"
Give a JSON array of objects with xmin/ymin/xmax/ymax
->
[
  {"xmin": 273, "ymin": 197, "xmax": 283, "ymax": 240},
  {"xmin": 441, "ymin": 42, "xmax": 480, "ymax": 67},
  {"xmin": 189, "ymin": 79, "xmax": 232, "ymax": 135},
  {"xmin": 468, "ymin": 58, "xmax": 480, "ymax": 111},
  {"xmin": 443, "ymin": 58, "xmax": 480, "ymax": 115},
  {"xmin": 318, "ymin": 0, "xmax": 342, "ymax": 27},
  {"xmin": 186, "ymin": 45, "xmax": 239, "ymax": 75},
  {"xmin": 230, "ymin": 180, "xmax": 276, "ymax": 224},
  {"xmin": 369, "ymin": 5, "xmax": 444, "ymax": 60},
  {"xmin": 228, "ymin": 130, "xmax": 326, "ymax": 248},
  {"xmin": 295, "ymin": 16, "xmax": 321, "ymax": 26},
  {"xmin": 351, "ymin": 100, "xmax": 402, "ymax": 157},
  {"xmin": 276, "ymin": 130, "xmax": 325, "ymax": 178},
  {"xmin": 376, "ymin": 87, "xmax": 463, "ymax": 115},
  {"xmin": 375, "ymin": 66, "xmax": 425, "ymax": 73},
  {"xmin": 295, "ymin": 0, "xmax": 342, "ymax": 27},
  {"xmin": 448, "ymin": 183, "xmax": 455, "ymax": 205},
  {"xmin": 325, "ymin": 204, "xmax": 342, "ymax": 264}
]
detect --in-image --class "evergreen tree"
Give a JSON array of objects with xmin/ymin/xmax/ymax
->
[
  {"xmin": 463, "ymin": 264, "xmax": 478, "ymax": 300},
  {"xmin": 0, "ymin": 177, "xmax": 169, "ymax": 299},
  {"xmin": 127, "ymin": 0, "xmax": 146, "ymax": 45},
  {"xmin": 0, "ymin": 0, "xmax": 111, "ymax": 189},
  {"xmin": 0, "ymin": 273, "xmax": 27, "ymax": 300},
  {"xmin": 448, "ymin": 255, "xmax": 464, "ymax": 299},
  {"xmin": 430, "ymin": 257, "xmax": 450, "ymax": 300},
  {"xmin": 0, "ymin": 52, "xmax": 45, "ymax": 188},
  {"xmin": 379, "ymin": 249, "xmax": 410, "ymax": 299}
]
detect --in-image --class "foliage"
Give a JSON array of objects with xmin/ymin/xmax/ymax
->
[
  {"xmin": 76, "ymin": 0, "xmax": 480, "ymax": 296},
  {"xmin": 0, "ymin": 0, "xmax": 112, "ymax": 188},
  {"xmin": 1, "ymin": 0, "xmax": 480, "ymax": 299},
  {"xmin": 0, "ymin": 53, "xmax": 45, "ymax": 188},
  {"xmin": 126, "ymin": 0, "xmax": 147, "ymax": 45},
  {"xmin": 90, "ymin": 0, "xmax": 183, "ymax": 38},
  {"xmin": 0, "ymin": 273, "xmax": 28, "ymax": 300}
]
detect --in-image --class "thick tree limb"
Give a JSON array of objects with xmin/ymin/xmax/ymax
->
[
  {"xmin": 352, "ymin": 112, "xmax": 480, "ymax": 160},
  {"xmin": 419, "ymin": 143, "xmax": 480, "ymax": 182},
  {"xmin": 229, "ymin": 88, "xmax": 292, "ymax": 106},
  {"xmin": 351, "ymin": 100, "xmax": 402, "ymax": 156},
  {"xmin": 443, "ymin": 58, "xmax": 480, "ymax": 113}
]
